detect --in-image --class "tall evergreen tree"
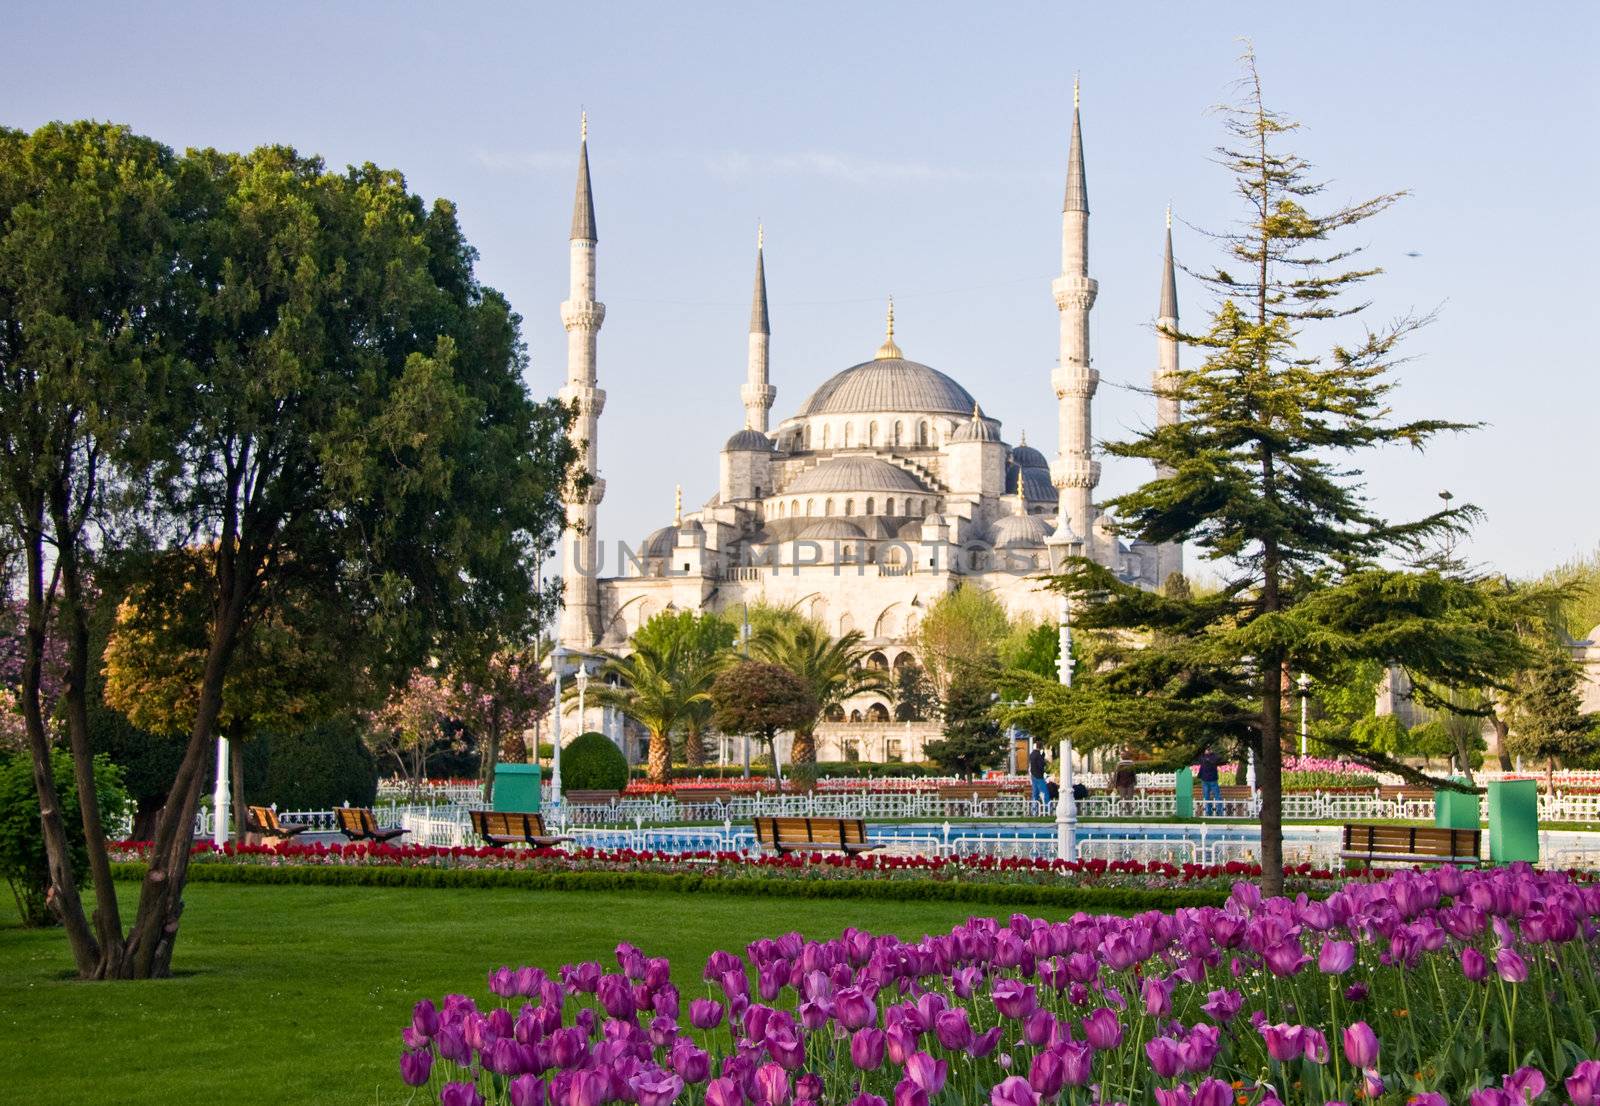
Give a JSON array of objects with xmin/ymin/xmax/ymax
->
[
  {"xmin": 1046, "ymin": 51, "xmax": 1534, "ymax": 894},
  {"xmin": 1504, "ymin": 650, "xmax": 1597, "ymax": 783}
]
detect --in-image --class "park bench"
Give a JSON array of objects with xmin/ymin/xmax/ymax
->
[
  {"xmin": 1339, "ymin": 823, "xmax": 1482, "ymax": 867},
  {"xmin": 673, "ymin": 788, "xmax": 734, "ymax": 805},
  {"xmin": 752, "ymin": 816, "xmax": 881, "ymax": 855},
  {"xmin": 935, "ymin": 781, "xmax": 1023, "ymax": 802},
  {"xmin": 333, "ymin": 807, "xmax": 408, "ymax": 844},
  {"xmin": 245, "ymin": 805, "xmax": 311, "ymax": 844},
  {"xmin": 468, "ymin": 809, "xmax": 573, "ymax": 848},
  {"xmin": 564, "ymin": 789, "xmax": 622, "ymax": 806}
]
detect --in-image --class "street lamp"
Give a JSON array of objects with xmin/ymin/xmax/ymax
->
[
  {"xmin": 1296, "ymin": 673, "xmax": 1311, "ymax": 758},
  {"xmin": 550, "ymin": 646, "xmax": 568, "ymax": 806},
  {"xmin": 1044, "ymin": 521, "xmax": 1085, "ymax": 862},
  {"xmin": 212, "ymin": 735, "xmax": 230, "ymax": 847}
]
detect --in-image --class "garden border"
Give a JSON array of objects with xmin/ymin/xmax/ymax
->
[{"xmin": 106, "ymin": 861, "xmax": 1229, "ymax": 910}]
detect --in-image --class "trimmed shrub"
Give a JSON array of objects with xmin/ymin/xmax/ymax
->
[
  {"xmin": 258, "ymin": 718, "xmax": 379, "ymax": 811},
  {"xmin": 0, "ymin": 750, "xmax": 130, "ymax": 926},
  {"xmin": 561, "ymin": 731, "xmax": 628, "ymax": 792}
]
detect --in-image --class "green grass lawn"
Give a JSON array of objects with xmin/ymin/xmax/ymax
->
[{"xmin": 1, "ymin": 881, "xmax": 1018, "ymax": 1105}]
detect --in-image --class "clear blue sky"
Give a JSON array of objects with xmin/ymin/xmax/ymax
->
[{"xmin": 7, "ymin": 1, "xmax": 1597, "ymax": 579}]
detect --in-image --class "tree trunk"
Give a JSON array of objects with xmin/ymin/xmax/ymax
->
[
  {"xmin": 684, "ymin": 727, "xmax": 705, "ymax": 769},
  {"xmin": 1258, "ymin": 669, "xmax": 1285, "ymax": 897},
  {"xmin": 1490, "ymin": 713, "xmax": 1513, "ymax": 772},
  {"xmin": 230, "ymin": 737, "xmax": 246, "ymax": 842},
  {"xmin": 647, "ymin": 731, "xmax": 671, "ymax": 783},
  {"xmin": 482, "ymin": 724, "xmax": 499, "ymax": 805},
  {"xmin": 789, "ymin": 729, "xmax": 818, "ymax": 791}
]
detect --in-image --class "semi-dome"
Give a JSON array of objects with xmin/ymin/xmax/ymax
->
[
  {"xmin": 799, "ymin": 519, "xmax": 866, "ymax": 541},
  {"xmin": 795, "ymin": 358, "xmax": 978, "ymax": 418},
  {"xmin": 788, "ymin": 457, "xmax": 929, "ymax": 495},
  {"xmin": 991, "ymin": 513, "xmax": 1050, "ymax": 547},
  {"xmin": 723, "ymin": 428, "xmax": 772, "ymax": 452}
]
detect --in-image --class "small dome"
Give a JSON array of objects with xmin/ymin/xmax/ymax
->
[
  {"xmin": 641, "ymin": 527, "xmax": 677, "ymax": 557},
  {"xmin": 991, "ymin": 513, "xmax": 1050, "ymax": 547},
  {"xmin": 896, "ymin": 518, "xmax": 924, "ymax": 540},
  {"xmin": 1006, "ymin": 466, "xmax": 1059, "ymax": 502},
  {"xmin": 951, "ymin": 409, "xmax": 1003, "ymax": 443},
  {"xmin": 723, "ymin": 428, "xmax": 772, "ymax": 452},
  {"xmin": 788, "ymin": 457, "xmax": 929, "ymax": 495},
  {"xmin": 1011, "ymin": 442, "xmax": 1049, "ymax": 470},
  {"xmin": 799, "ymin": 519, "xmax": 866, "ymax": 541}
]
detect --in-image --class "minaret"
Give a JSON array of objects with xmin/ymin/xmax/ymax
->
[
  {"xmin": 1154, "ymin": 207, "xmax": 1183, "ymax": 584},
  {"xmin": 741, "ymin": 225, "xmax": 775, "ymax": 432},
  {"xmin": 558, "ymin": 113, "xmax": 606, "ymax": 650},
  {"xmin": 1049, "ymin": 77, "xmax": 1101, "ymax": 558}
]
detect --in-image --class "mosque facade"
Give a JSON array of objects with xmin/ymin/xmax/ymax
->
[{"xmin": 552, "ymin": 96, "xmax": 1184, "ymax": 763}]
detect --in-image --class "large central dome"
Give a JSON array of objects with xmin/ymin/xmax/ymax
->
[{"xmin": 795, "ymin": 357, "xmax": 978, "ymax": 418}]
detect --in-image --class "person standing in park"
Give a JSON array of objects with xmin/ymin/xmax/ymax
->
[
  {"xmin": 1028, "ymin": 736, "xmax": 1050, "ymax": 808},
  {"xmin": 1196, "ymin": 748, "xmax": 1223, "ymax": 817}
]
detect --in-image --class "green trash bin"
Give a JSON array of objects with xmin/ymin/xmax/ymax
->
[
  {"xmin": 1434, "ymin": 778, "xmax": 1479, "ymax": 830},
  {"xmin": 492, "ymin": 762, "xmax": 542, "ymax": 813},
  {"xmin": 1486, "ymin": 778, "xmax": 1538, "ymax": 864},
  {"xmin": 1174, "ymin": 767, "xmax": 1195, "ymax": 819}
]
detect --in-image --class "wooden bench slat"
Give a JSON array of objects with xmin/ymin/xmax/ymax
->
[{"xmin": 1339, "ymin": 822, "xmax": 1480, "ymax": 867}]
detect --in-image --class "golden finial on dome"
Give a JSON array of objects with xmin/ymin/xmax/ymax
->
[
  {"xmin": 1073, "ymin": 74, "xmax": 1080, "ymax": 110},
  {"xmin": 1166, "ymin": 203, "xmax": 1172, "ymax": 230},
  {"xmin": 673, "ymin": 484, "xmax": 682, "ymax": 526},
  {"xmin": 757, "ymin": 221, "xmax": 764, "ymax": 250},
  {"xmin": 581, "ymin": 109, "xmax": 588, "ymax": 142},
  {"xmin": 875, "ymin": 296, "xmax": 902, "ymax": 360},
  {"xmin": 1019, "ymin": 429, "xmax": 1027, "ymax": 446}
]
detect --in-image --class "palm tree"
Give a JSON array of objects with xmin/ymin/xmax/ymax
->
[
  {"xmin": 753, "ymin": 621, "xmax": 889, "ymax": 784},
  {"xmin": 598, "ymin": 611, "xmax": 733, "ymax": 782}
]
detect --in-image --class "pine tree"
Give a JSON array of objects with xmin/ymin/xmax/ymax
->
[
  {"xmin": 1505, "ymin": 650, "xmax": 1598, "ymax": 784},
  {"xmin": 1049, "ymin": 51, "xmax": 1534, "ymax": 894}
]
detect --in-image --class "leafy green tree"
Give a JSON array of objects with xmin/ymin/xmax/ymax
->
[
  {"xmin": 1504, "ymin": 651, "xmax": 1598, "ymax": 783},
  {"xmin": 634, "ymin": 611, "xmax": 734, "ymax": 769},
  {"xmin": 1043, "ymin": 53, "xmax": 1536, "ymax": 894},
  {"xmin": 914, "ymin": 585, "xmax": 1010, "ymax": 697},
  {"xmin": 0, "ymin": 121, "xmax": 180, "ymax": 977},
  {"xmin": 709, "ymin": 661, "xmax": 816, "ymax": 772},
  {"xmin": 924, "ymin": 672, "xmax": 1006, "ymax": 777},
  {"xmin": 559, "ymin": 731, "xmax": 628, "ymax": 793},
  {"xmin": 891, "ymin": 661, "xmax": 938, "ymax": 722},
  {"xmin": 753, "ymin": 620, "xmax": 886, "ymax": 788},
  {"xmin": 1350, "ymin": 714, "xmax": 1409, "ymax": 758},
  {"xmin": 0, "ymin": 751, "xmax": 129, "ymax": 926}
]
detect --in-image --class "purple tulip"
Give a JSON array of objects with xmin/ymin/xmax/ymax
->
[
  {"xmin": 1142, "ymin": 975, "xmax": 1175, "ymax": 1017},
  {"xmin": 1201, "ymin": 988, "xmax": 1242, "ymax": 1024},
  {"xmin": 1301, "ymin": 1027, "xmax": 1330, "ymax": 1065},
  {"xmin": 1344, "ymin": 982, "xmax": 1369, "ymax": 1003},
  {"xmin": 1083, "ymin": 1008, "xmax": 1123, "ymax": 1051},
  {"xmin": 688, "ymin": 998, "xmax": 725, "ymax": 1030},
  {"xmin": 755, "ymin": 1062, "xmax": 791, "ymax": 1106},
  {"xmin": 568, "ymin": 1070, "xmax": 609, "ymax": 1106},
  {"xmin": 904, "ymin": 1052, "xmax": 947, "ymax": 1096},
  {"xmin": 1318, "ymin": 940, "xmax": 1357, "ymax": 975},
  {"xmin": 487, "ymin": 1037, "xmax": 526, "ymax": 1076},
  {"xmin": 834, "ymin": 986, "xmax": 877, "ymax": 1030},
  {"xmin": 1408, "ymin": 1095, "xmax": 1448, "ymax": 1106},
  {"xmin": 850, "ymin": 1098, "xmax": 888, "ymax": 1106},
  {"xmin": 1178, "ymin": 1024, "xmax": 1221, "ymax": 1074},
  {"xmin": 794, "ymin": 1074, "xmax": 822, "ymax": 1104},
  {"xmin": 1060, "ymin": 1041, "xmax": 1093, "ymax": 1087},
  {"xmin": 489, "ymin": 967, "xmax": 516, "ymax": 997},
  {"xmin": 1461, "ymin": 947, "xmax": 1489, "ymax": 982},
  {"xmin": 412, "ymin": 999, "xmax": 440, "ymax": 1040},
  {"xmin": 1495, "ymin": 947, "xmax": 1529, "ymax": 983},
  {"xmin": 886, "ymin": 1022, "xmax": 919, "ymax": 1066},
  {"xmin": 850, "ymin": 1028, "xmax": 886, "ymax": 1071},
  {"xmin": 1261, "ymin": 1024, "xmax": 1304, "ymax": 1062},
  {"xmin": 933, "ymin": 1009, "xmax": 974, "ymax": 1052},
  {"xmin": 1567, "ymin": 1061, "xmax": 1600, "ymax": 1106},
  {"xmin": 509, "ymin": 1074, "xmax": 547, "ymax": 1106},
  {"xmin": 970, "ymin": 1025, "xmax": 1004, "ymax": 1058},
  {"xmin": 992, "ymin": 979, "xmax": 1038, "ymax": 1020},
  {"xmin": 1029, "ymin": 1047, "xmax": 1066, "ymax": 1097},
  {"xmin": 1022, "ymin": 1008, "xmax": 1056, "ymax": 1048},
  {"xmin": 1341, "ymin": 1022, "xmax": 1379, "ymax": 1069},
  {"xmin": 1505, "ymin": 1067, "xmax": 1546, "ymax": 1104},
  {"xmin": 437, "ymin": 1025, "xmax": 472, "ymax": 1066},
  {"xmin": 891, "ymin": 1079, "xmax": 928, "ymax": 1106},
  {"xmin": 1262, "ymin": 940, "xmax": 1311, "ymax": 977},
  {"xmin": 440, "ymin": 1083, "xmax": 484, "ymax": 1106},
  {"xmin": 632, "ymin": 1070, "xmax": 685, "ymax": 1106},
  {"xmin": 1192, "ymin": 1078, "xmax": 1233, "ymax": 1106},
  {"xmin": 991, "ymin": 1076, "xmax": 1042, "ymax": 1106},
  {"xmin": 1146, "ymin": 1037, "xmax": 1183, "ymax": 1079},
  {"xmin": 399, "ymin": 1050, "xmax": 433, "ymax": 1087},
  {"xmin": 670, "ymin": 1041, "xmax": 710, "ymax": 1084},
  {"xmin": 705, "ymin": 1077, "xmax": 744, "ymax": 1106},
  {"xmin": 1363, "ymin": 1071, "xmax": 1386, "ymax": 1100}
]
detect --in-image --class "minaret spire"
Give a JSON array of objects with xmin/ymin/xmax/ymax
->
[
  {"xmin": 558, "ymin": 113, "xmax": 607, "ymax": 649},
  {"xmin": 741, "ymin": 223, "xmax": 775, "ymax": 432},
  {"xmin": 1050, "ymin": 80, "xmax": 1100, "ymax": 558},
  {"xmin": 875, "ymin": 296, "xmax": 902, "ymax": 359},
  {"xmin": 1154, "ymin": 208, "xmax": 1182, "ymax": 584}
]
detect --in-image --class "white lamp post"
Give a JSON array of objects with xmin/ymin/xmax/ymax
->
[
  {"xmin": 741, "ymin": 606, "xmax": 752, "ymax": 779},
  {"xmin": 212, "ymin": 736, "xmax": 230, "ymax": 847},
  {"xmin": 1045, "ymin": 522, "xmax": 1084, "ymax": 862},
  {"xmin": 1296, "ymin": 673, "xmax": 1311, "ymax": 759},
  {"xmin": 550, "ymin": 647, "xmax": 568, "ymax": 806}
]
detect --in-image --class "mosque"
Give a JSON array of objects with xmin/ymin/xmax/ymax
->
[{"xmin": 551, "ymin": 92, "xmax": 1185, "ymax": 764}]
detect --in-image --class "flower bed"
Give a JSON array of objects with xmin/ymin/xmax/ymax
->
[
  {"xmin": 107, "ymin": 840, "xmax": 1338, "ymax": 893},
  {"xmin": 395, "ymin": 865, "xmax": 1600, "ymax": 1106}
]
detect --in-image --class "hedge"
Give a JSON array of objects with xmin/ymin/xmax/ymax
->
[{"xmin": 105, "ymin": 861, "xmax": 1229, "ymax": 911}]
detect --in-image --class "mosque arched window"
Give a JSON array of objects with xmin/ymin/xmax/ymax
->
[
  {"xmin": 865, "ymin": 497, "xmax": 875, "ymax": 515},
  {"xmin": 894, "ymin": 421, "xmax": 904, "ymax": 446},
  {"xmin": 917, "ymin": 421, "xmax": 928, "ymax": 447},
  {"xmin": 843, "ymin": 423, "xmax": 853, "ymax": 448},
  {"xmin": 844, "ymin": 498, "xmax": 854, "ymax": 515},
  {"xmin": 825, "ymin": 497, "xmax": 834, "ymax": 516},
  {"xmin": 822, "ymin": 424, "xmax": 831, "ymax": 449},
  {"xmin": 805, "ymin": 499, "xmax": 814, "ymax": 517},
  {"xmin": 869, "ymin": 422, "xmax": 879, "ymax": 446},
  {"xmin": 803, "ymin": 426, "xmax": 811, "ymax": 449},
  {"xmin": 884, "ymin": 497, "xmax": 894, "ymax": 516},
  {"xmin": 792, "ymin": 499, "xmax": 800, "ymax": 516}
]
